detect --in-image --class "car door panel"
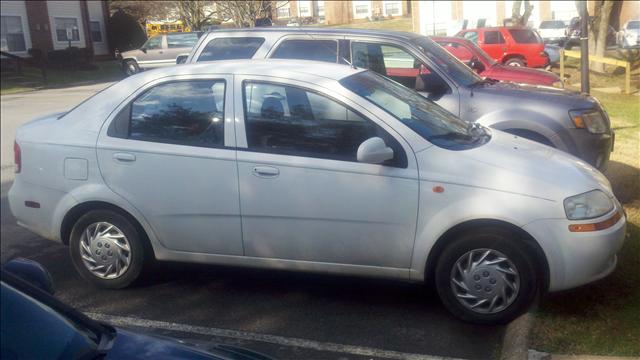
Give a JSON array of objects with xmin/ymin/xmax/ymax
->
[
  {"xmin": 96, "ymin": 76, "xmax": 242, "ymax": 255},
  {"xmin": 234, "ymin": 76, "xmax": 419, "ymax": 268}
]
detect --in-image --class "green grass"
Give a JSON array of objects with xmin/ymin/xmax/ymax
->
[
  {"xmin": 322, "ymin": 17, "xmax": 413, "ymax": 32},
  {"xmin": 1, "ymin": 60, "xmax": 124, "ymax": 95},
  {"xmin": 531, "ymin": 92, "xmax": 640, "ymax": 356}
]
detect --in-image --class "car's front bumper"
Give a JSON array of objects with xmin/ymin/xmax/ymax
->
[
  {"xmin": 523, "ymin": 207, "xmax": 626, "ymax": 292},
  {"xmin": 569, "ymin": 129, "xmax": 614, "ymax": 172}
]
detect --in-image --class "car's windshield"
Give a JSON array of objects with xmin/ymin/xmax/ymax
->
[
  {"xmin": 540, "ymin": 21, "xmax": 566, "ymax": 29},
  {"xmin": 628, "ymin": 21, "xmax": 640, "ymax": 30},
  {"xmin": 412, "ymin": 36, "xmax": 483, "ymax": 87},
  {"xmin": 341, "ymin": 71, "xmax": 489, "ymax": 149}
]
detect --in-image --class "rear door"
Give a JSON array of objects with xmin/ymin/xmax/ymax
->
[
  {"xmin": 479, "ymin": 30, "xmax": 506, "ymax": 62},
  {"xmin": 96, "ymin": 75, "xmax": 243, "ymax": 256}
]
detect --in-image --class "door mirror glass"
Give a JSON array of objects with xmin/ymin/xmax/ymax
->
[
  {"xmin": 176, "ymin": 54, "xmax": 188, "ymax": 64},
  {"xmin": 415, "ymin": 73, "xmax": 450, "ymax": 100},
  {"xmin": 140, "ymin": 47, "xmax": 147, "ymax": 53},
  {"xmin": 3, "ymin": 258, "xmax": 55, "ymax": 295},
  {"xmin": 357, "ymin": 137, "xmax": 394, "ymax": 164},
  {"xmin": 469, "ymin": 57, "xmax": 485, "ymax": 73}
]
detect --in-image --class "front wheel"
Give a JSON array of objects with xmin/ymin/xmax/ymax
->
[
  {"xmin": 122, "ymin": 59, "xmax": 140, "ymax": 76},
  {"xmin": 69, "ymin": 209, "xmax": 146, "ymax": 288},
  {"xmin": 435, "ymin": 227, "xmax": 538, "ymax": 324}
]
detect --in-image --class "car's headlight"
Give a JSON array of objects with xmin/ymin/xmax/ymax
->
[
  {"xmin": 564, "ymin": 190, "xmax": 614, "ymax": 220},
  {"xmin": 570, "ymin": 109, "xmax": 608, "ymax": 134}
]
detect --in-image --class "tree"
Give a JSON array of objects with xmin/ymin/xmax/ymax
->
[
  {"xmin": 576, "ymin": 0, "xmax": 614, "ymax": 73},
  {"xmin": 174, "ymin": 0, "xmax": 217, "ymax": 31},
  {"xmin": 108, "ymin": 1, "xmax": 173, "ymax": 23},
  {"xmin": 511, "ymin": 0, "xmax": 534, "ymax": 26},
  {"xmin": 108, "ymin": 9, "xmax": 148, "ymax": 52},
  {"xmin": 214, "ymin": 1, "xmax": 289, "ymax": 28}
]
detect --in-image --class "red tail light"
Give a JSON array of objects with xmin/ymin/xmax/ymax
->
[{"xmin": 14, "ymin": 141, "xmax": 21, "ymax": 173}]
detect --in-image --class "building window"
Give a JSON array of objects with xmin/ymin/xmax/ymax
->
[
  {"xmin": 315, "ymin": 1, "xmax": 325, "ymax": 17},
  {"xmin": 277, "ymin": 7, "xmax": 291, "ymax": 18},
  {"xmin": 90, "ymin": 21, "xmax": 102, "ymax": 42},
  {"xmin": 384, "ymin": 2, "xmax": 401, "ymax": 16},
  {"xmin": 299, "ymin": 6, "xmax": 310, "ymax": 17},
  {"xmin": 355, "ymin": 5, "xmax": 369, "ymax": 15},
  {"xmin": 54, "ymin": 17, "xmax": 80, "ymax": 42},
  {"xmin": 0, "ymin": 16, "xmax": 26, "ymax": 52}
]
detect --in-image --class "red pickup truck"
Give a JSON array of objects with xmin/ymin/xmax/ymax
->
[
  {"xmin": 432, "ymin": 36, "xmax": 561, "ymax": 87},
  {"xmin": 455, "ymin": 26, "xmax": 549, "ymax": 68}
]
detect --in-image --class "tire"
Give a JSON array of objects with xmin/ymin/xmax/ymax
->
[
  {"xmin": 435, "ymin": 227, "xmax": 538, "ymax": 324},
  {"xmin": 122, "ymin": 59, "xmax": 140, "ymax": 76},
  {"xmin": 504, "ymin": 57, "xmax": 526, "ymax": 67},
  {"xmin": 69, "ymin": 209, "xmax": 146, "ymax": 289}
]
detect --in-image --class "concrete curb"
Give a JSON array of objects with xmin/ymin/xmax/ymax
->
[{"xmin": 501, "ymin": 312, "xmax": 535, "ymax": 360}]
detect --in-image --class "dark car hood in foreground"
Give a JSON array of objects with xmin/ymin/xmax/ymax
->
[
  {"xmin": 107, "ymin": 328, "xmax": 272, "ymax": 360},
  {"xmin": 486, "ymin": 64, "xmax": 559, "ymax": 85},
  {"xmin": 471, "ymin": 80, "xmax": 597, "ymax": 108}
]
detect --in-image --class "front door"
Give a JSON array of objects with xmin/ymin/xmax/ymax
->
[
  {"xmin": 234, "ymin": 77, "xmax": 419, "ymax": 268},
  {"xmin": 138, "ymin": 35, "xmax": 168, "ymax": 69},
  {"xmin": 96, "ymin": 76, "xmax": 243, "ymax": 255}
]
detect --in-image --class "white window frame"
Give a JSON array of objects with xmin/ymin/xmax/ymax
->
[
  {"xmin": 89, "ymin": 20, "xmax": 103, "ymax": 43},
  {"xmin": 383, "ymin": 1, "xmax": 402, "ymax": 16},
  {"xmin": 352, "ymin": 1, "xmax": 372, "ymax": 19},
  {"xmin": 1, "ymin": 15, "xmax": 27, "ymax": 53},
  {"xmin": 54, "ymin": 17, "xmax": 80, "ymax": 43}
]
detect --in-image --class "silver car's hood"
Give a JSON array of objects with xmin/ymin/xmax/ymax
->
[{"xmin": 417, "ymin": 130, "xmax": 611, "ymax": 201}]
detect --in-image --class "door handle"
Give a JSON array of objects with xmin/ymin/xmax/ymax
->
[
  {"xmin": 113, "ymin": 153, "xmax": 136, "ymax": 162},
  {"xmin": 252, "ymin": 165, "xmax": 279, "ymax": 178}
]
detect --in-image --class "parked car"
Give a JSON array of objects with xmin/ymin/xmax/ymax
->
[
  {"xmin": 184, "ymin": 28, "xmax": 614, "ymax": 170},
  {"xmin": 9, "ymin": 60, "xmax": 626, "ymax": 324},
  {"xmin": 432, "ymin": 36, "xmax": 561, "ymax": 86},
  {"xmin": 455, "ymin": 26, "xmax": 548, "ymax": 68},
  {"xmin": 544, "ymin": 43, "xmax": 562, "ymax": 66},
  {"xmin": 565, "ymin": 17, "xmax": 616, "ymax": 49},
  {"xmin": 1, "ymin": 258, "xmax": 272, "ymax": 359},
  {"xmin": 537, "ymin": 20, "xmax": 567, "ymax": 45},
  {"xmin": 120, "ymin": 32, "xmax": 203, "ymax": 76},
  {"xmin": 617, "ymin": 19, "xmax": 640, "ymax": 48}
]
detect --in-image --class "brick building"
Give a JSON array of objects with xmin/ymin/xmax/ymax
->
[
  {"xmin": 1, "ymin": 0, "xmax": 110, "ymax": 58},
  {"xmin": 273, "ymin": 1, "xmax": 411, "ymax": 25}
]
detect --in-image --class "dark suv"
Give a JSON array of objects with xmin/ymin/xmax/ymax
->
[{"xmin": 182, "ymin": 28, "xmax": 614, "ymax": 170}]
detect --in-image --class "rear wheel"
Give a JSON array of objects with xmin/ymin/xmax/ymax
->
[
  {"xmin": 504, "ymin": 57, "xmax": 526, "ymax": 67},
  {"xmin": 435, "ymin": 227, "xmax": 538, "ymax": 324},
  {"xmin": 69, "ymin": 209, "xmax": 145, "ymax": 288},
  {"xmin": 122, "ymin": 59, "xmax": 139, "ymax": 76}
]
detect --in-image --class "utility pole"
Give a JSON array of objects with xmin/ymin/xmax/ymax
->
[{"xmin": 579, "ymin": 1, "xmax": 589, "ymax": 94}]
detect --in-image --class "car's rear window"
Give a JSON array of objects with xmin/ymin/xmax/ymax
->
[
  {"xmin": 628, "ymin": 21, "xmax": 640, "ymax": 30},
  {"xmin": 197, "ymin": 37, "xmax": 264, "ymax": 62},
  {"xmin": 508, "ymin": 29, "xmax": 542, "ymax": 44}
]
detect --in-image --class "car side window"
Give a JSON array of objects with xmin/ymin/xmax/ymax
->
[
  {"xmin": 351, "ymin": 42, "xmax": 446, "ymax": 93},
  {"xmin": 461, "ymin": 31, "xmax": 479, "ymax": 44},
  {"xmin": 144, "ymin": 36, "xmax": 162, "ymax": 50},
  {"xmin": 271, "ymin": 39, "xmax": 338, "ymax": 63},
  {"xmin": 197, "ymin": 37, "xmax": 264, "ymax": 61},
  {"xmin": 508, "ymin": 29, "xmax": 541, "ymax": 44},
  {"xmin": 242, "ymin": 81, "xmax": 407, "ymax": 167},
  {"xmin": 167, "ymin": 33, "xmax": 199, "ymax": 48},
  {"xmin": 483, "ymin": 31, "xmax": 505, "ymax": 44},
  {"xmin": 110, "ymin": 81, "xmax": 226, "ymax": 148}
]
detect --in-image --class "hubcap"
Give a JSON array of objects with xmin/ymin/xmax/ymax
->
[
  {"xmin": 79, "ymin": 222, "xmax": 131, "ymax": 279},
  {"xmin": 450, "ymin": 249, "xmax": 519, "ymax": 314}
]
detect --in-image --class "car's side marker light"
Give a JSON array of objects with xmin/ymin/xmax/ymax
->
[
  {"xmin": 568, "ymin": 211, "xmax": 623, "ymax": 232},
  {"xmin": 433, "ymin": 186, "xmax": 445, "ymax": 193},
  {"xmin": 25, "ymin": 201, "xmax": 40, "ymax": 209}
]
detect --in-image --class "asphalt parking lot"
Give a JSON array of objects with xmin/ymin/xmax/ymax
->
[{"xmin": 0, "ymin": 84, "xmax": 505, "ymax": 360}]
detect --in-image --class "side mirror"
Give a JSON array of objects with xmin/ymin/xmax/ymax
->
[
  {"xmin": 176, "ymin": 54, "xmax": 188, "ymax": 64},
  {"xmin": 3, "ymin": 258, "xmax": 54, "ymax": 295},
  {"xmin": 357, "ymin": 137, "xmax": 394, "ymax": 164},
  {"xmin": 415, "ymin": 74, "xmax": 450, "ymax": 100},
  {"xmin": 469, "ymin": 57, "xmax": 485, "ymax": 73},
  {"xmin": 140, "ymin": 47, "xmax": 147, "ymax": 53}
]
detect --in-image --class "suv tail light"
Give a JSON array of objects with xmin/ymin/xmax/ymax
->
[{"xmin": 14, "ymin": 141, "xmax": 21, "ymax": 173}]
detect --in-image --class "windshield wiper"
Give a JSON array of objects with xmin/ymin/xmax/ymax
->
[
  {"xmin": 470, "ymin": 77, "xmax": 499, "ymax": 87},
  {"xmin": 425, "ymin": 132, "xmax": 473, "ymax": 141}
]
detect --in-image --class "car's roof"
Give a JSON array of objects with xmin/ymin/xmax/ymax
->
[
  {"xmin": 134, "ymin": 59, "xmax": 365, "ymax": 82},
  {"xmin": 205, "ymin": 26, "xmax": 423, "ymax": 41}
]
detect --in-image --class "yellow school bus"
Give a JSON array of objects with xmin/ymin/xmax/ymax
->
[{"xmin": 145, "ymin": 20, "xmax": 191, "ymax": 37}]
